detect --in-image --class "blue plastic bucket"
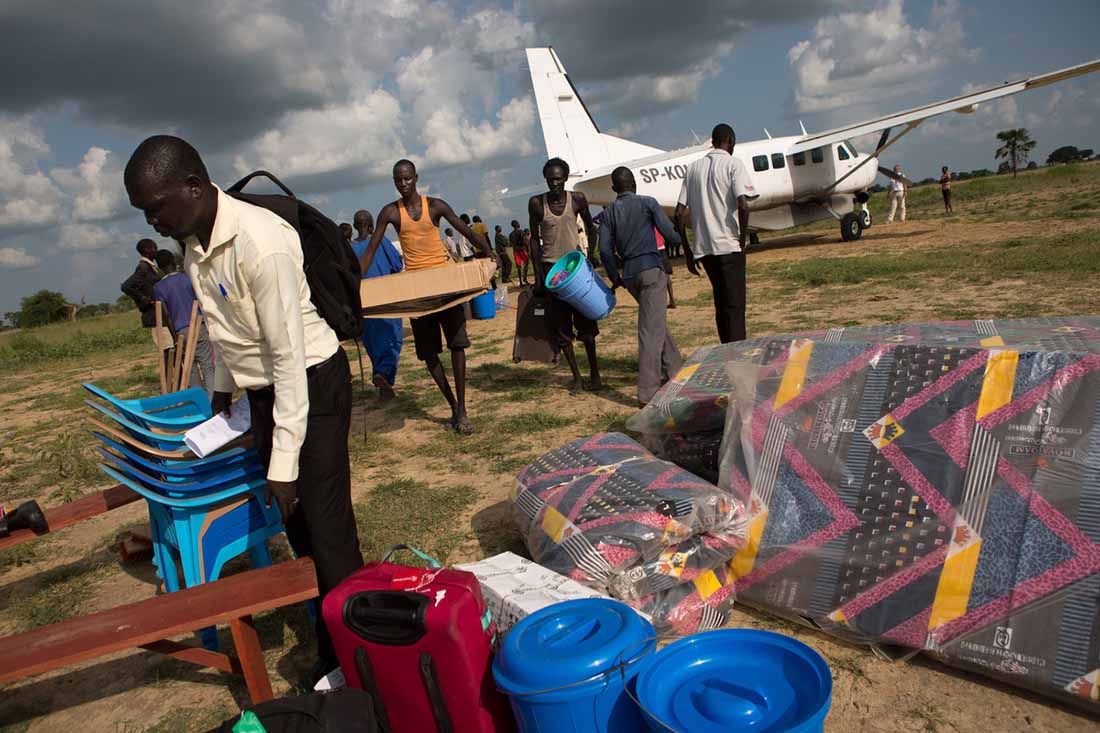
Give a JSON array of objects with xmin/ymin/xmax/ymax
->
[
  {"xmin": 634, "ymin": 629, "xmax": 832, "ymax": 733},
  {"xmin": 470, "ymin": 289, "xmax": 497, "ymax": 320},
  {"xmin": 545, "ymin": 251, "xmax": 615, "ymax": 321},
  {"xmin": 494, "ymin": 598, "xmax": 655, "ymax": 733}
]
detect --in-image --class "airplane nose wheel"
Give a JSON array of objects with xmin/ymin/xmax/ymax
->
[
  {"xmin": 860, "ymin": 209, "xmax": 872, "ymax": 229},
  {"xmin": 840, "ymin": 212, "xmax": 864, "ymax": 242}
]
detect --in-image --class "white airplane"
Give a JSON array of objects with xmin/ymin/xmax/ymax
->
[{"xmin": 518, "ymin": 47, "xmax": 1100, "ymax": 243}]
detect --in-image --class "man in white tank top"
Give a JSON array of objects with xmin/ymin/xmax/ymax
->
[{"xmin": 528, "ymin": 157, "xmax": 603, "ymax": 392}]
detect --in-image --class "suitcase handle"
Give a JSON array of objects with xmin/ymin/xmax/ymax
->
[
  {"xmin": 351, "ymin": 606, "xmax": 420, "ymax": 628},
  {"xmin": 345, "ymin": 591, "xmax": 429, "ymax": 646},
  {"xmin": 381, "ymin": 544, "xmax": 442, "ymax": 569}
]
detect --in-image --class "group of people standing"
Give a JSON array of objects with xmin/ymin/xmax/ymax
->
[
  {"xmin": 121, "ymin": 239, "xmax": 215, "ymax": 396},
  {"xmin": 885, "ymin": 163, "xmax": 957, "ymax": 222},
  {"xmin": 115, "ymin": 121, "xmax": 764, "ymax": 687}
]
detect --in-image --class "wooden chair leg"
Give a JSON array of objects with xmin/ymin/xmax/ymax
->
[{"xmin": 230, "ymin": 615, "xmax": 273, "ymax": 704}]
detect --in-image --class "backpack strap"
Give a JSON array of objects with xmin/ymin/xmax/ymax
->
[{"xmin": 227, "ymin": 170, "xmax": 296, "ymax": 198}]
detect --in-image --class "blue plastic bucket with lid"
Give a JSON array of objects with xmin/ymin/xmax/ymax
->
[
  {"xmin": 634, "ymin": 629, "xmax": 832, "ymax": 733},
  {"xmin": 545, "ymin": 250, "xmax": 615, "ymax": 321},
  {"xmin": 493, "ymin": 598, "xmax": 655, "ymax": 733},
  {"xmin": 470, "ymin": 289, "xmax": 497, "ymax": 319}
]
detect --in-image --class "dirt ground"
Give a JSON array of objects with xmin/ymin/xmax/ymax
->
[{"xmin": 2, "ymin": 172, "xmax": 1100, "ymax": 731}]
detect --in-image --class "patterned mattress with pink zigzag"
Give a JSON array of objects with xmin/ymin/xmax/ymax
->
[{"xmin": 715, "ymin": 319, "xmax": 1100, "ymax": 708}]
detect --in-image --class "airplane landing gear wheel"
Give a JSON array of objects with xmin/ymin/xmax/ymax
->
[
  {"xmin": 749, "ymin": 232, "xmax": 760, "ymax": 246},
  {"xmin": 860, "ymin": 209, "xmax": 872, "ymax": 229},
  {"xmin": 841, "ymin": 212, "xmax": 863, "ymax": 242}
]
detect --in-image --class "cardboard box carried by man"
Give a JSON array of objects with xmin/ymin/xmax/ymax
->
[{"xmin": 361, "ymin": 259, "xmax": 496, "ymax": 319}]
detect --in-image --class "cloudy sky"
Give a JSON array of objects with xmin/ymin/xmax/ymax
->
[{"xmin": 1, "ymin": 0, "xmax": 1097, "ymax": 318}]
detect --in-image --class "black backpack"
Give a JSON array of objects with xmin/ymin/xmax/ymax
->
[
  {"xmin": 218, "ymin": 689, "xmax": 380, "ymax": 732},
  {"xmin": 227, "ymin": 171, "xmax": 363, "ymax": 341}
]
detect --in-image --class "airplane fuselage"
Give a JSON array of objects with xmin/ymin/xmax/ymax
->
[{"xmin": 572, "ymin": 135, "xmax": 878, "ymax": 231}]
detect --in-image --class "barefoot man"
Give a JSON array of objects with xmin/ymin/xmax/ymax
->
[
  {"xmin": 529, "ymin": 157, "xmax": 602, "ymax": 392},
  {"xmin": 359, "ymin": 159, "xmax": 495, "ymax": 434}
]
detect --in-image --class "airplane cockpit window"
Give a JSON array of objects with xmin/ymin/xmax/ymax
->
[
  {"xmin": 811, "ymin": 148, "xmax": 824, "ymax": 164},
  {"xmin": 793, "ymin": 152, "xmax": 806, "ymax": 166},
  {"xmin": 753, "ymin": 155, "xmax": 769, "ymax": 172},
  {"xmin": 772, "ymin": 153, "xmax": 786, "ymax": 169},
  {"xmin": 838, "ymin": 145, "xmax": 850, "ymax": 161},
  {"xmin": 844, "ymin": 140, "xmax": 859, "ymax": 157}
]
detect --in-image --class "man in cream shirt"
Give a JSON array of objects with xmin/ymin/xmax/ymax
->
[
  {"xmin": 124, "ymin": 135, "xmax": 362, "ymax": 681},
  {"xmin": 675, "ymin": 123, "xmax": 757, "ymax": 343}
]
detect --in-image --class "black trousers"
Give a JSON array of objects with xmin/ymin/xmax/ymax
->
[
  {"xmin": 248, "ymin": 347, "xmax": 363, "ymax": 666},
  {"xmin": 701, "ymin": 252, "xmax": 747, "ymax": 343}
]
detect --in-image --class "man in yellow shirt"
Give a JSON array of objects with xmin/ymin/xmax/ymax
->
[{"xmin": 124, "ymin": 135, "xmax": 362, "ymax": 681}]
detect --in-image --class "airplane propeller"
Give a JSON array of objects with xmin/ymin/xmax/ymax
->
[
  {"xmin": 876, "ymin": 127, "xmax": 891, "ymax": 152},
  {"xmin": 878, "ymin": 166, "xmax": 914, "ymax": 187}
]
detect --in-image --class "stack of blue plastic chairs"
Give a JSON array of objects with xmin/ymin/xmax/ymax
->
[{"xmin": 85, "ymin": 384, "xmax": 285, "ymax": 645}]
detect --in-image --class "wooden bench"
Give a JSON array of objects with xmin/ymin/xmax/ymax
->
[
  {"xmin": 0, "ymin": 483, "xmax": 140, "ymax": 551},
  {"xmin": 0, "ymin": 557, "xmax": 318, "ymax": 704}
]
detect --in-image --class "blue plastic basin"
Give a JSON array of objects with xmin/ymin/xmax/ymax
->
[{"xmin": 545, "ymin": 251, "xmax": 615, "ymax": 321}]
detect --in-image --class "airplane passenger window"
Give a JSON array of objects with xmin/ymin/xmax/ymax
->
[
  {"xmin": 845, "ymin": 141, "xmax": 859, "ymax": 157},
  {"xmin": 811, "ymin": 148, "xmax": 824, "ymax": 164},
  {"xmin": 753, "ymin": 155, "xmax": 769, "ymax": 172},
  {"xmin": 793, "ymin": 152, "xmax": 806, "ymax": 166},
  {"xmin": 838, "ymin": 145, "xmax": 850, "ymax": 161},
  {"xmin": 772, "ymin": 153, "xmax": 786, "ymax": 169}
]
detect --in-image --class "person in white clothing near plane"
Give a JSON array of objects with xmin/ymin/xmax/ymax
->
[
  {"xmin": 887, "ymin": 164, "xmax": 907, "ymax": 222},
  {"xmin": 675, "ymin": 123, "xmax": 757, "ymax": 344}
]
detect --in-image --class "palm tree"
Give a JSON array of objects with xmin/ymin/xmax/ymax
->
[{"xmin": 995, "ymin": 129, "xmax": 1037, "ymax": 177}]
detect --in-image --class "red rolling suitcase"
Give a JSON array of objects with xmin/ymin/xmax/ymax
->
[{"xmin": 322, "ymin": 545, "xmax": 514, "ymax": 733}]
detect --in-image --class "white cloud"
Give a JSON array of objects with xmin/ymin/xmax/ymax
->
[
  {"xmin": 0, "ymin": 247, "xmax": 41, "ymax": 270},
  {"xmin": 477, "ymin": 171, "xmax": 510, "ymax": 218},
  {"xmin": 50, "ymin": 146, "xmax": 126, "ymax": 221},
  {"xmin": 0, "ymin": 116, "xmax": 63, "ymax": 233},
  {"xmin": 234, "ymin": 90, "xmax": 406, "ymax": 181},
  {"xmin": 423, "ymin": 97, "xmax": 537, "ymax": 167},
  {"xmin": 230, "ymin": 4, "xmax": 537, "ymax": 190},
  {"xmin": 788, "ymin": 0, "xmax": 976, "ymax": 114},
  {"xmin": 55, "ymin": 223, "xmax": 129, "ymax": 252}
]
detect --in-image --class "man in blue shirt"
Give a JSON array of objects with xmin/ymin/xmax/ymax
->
[
  {"xmin": 152, "ymin": 249, "xmax": 216, "ymax": 397},
  {"xmin": 351, "ymin": 208, "xmax": 404, "ymax": 401},
  {"xmin": 599, "ymin": 167, "xmax": 684, "ymax": 404}
]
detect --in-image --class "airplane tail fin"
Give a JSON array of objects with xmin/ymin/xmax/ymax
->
[{"xmin": 526, "ymin": 47, "xmax": 662, "ymax": 177}]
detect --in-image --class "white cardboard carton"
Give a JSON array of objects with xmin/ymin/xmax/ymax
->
[{"xmin": 456, "ymin": 552, "xmax": 606, "ymax": 633}]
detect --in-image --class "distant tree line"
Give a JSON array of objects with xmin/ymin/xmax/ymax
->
[
  {"xmin": 870, "ymin": 129, "xmax": 1095, "ymax": 192},
  {"xmin": 2, "ymin": 290, "xmax": 136, "ymax": 330}
]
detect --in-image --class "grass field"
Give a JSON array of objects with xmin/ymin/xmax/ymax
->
[{"xmin": 1, "ymin": 161, "xmax": 1098, "ymax": 732}]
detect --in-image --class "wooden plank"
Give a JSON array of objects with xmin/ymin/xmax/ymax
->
[
  {"xmin": 155, "ymin": 301, "xmax": 167, "ymax": 394},
  {"xmin": 0, "ymin": 557, "xmax": 318, "ymax": 684},
  {"xmin": 139, "ymin": 639, "xmax": 240, "ymax": 674},
  {"xmin": 230, "ymin": 615, "xmax": 273, "ymax": 704},
  {"xmin": 0, "ymin": 484, "xmax": 140, "ymax": 551},
  {"xmin": 178, "ymin": 301, "xmax": 199, "ymax": 391}
]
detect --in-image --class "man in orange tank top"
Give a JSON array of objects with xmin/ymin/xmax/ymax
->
[
  {"xmin": 528, "ymin": 157, "xmax": 602, "ymax": 392},
  {"xmin": 360, "ymin": 160, "xmax": 495, "ymax": 434}
]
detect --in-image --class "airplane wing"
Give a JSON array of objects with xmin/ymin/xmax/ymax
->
[{"xmin": 787, "ymin": 57, "xmax": 1100, "ymax": 155}]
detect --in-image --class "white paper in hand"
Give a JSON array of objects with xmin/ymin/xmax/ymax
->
[{"xmin": 183, "ymin": 394, "xmax": 252, "ymax": 458}]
